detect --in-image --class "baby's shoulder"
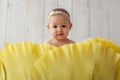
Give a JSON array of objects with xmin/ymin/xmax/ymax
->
[{"xmin": 44, "ymin": 39, "xmax": 52, "ymax": 44}]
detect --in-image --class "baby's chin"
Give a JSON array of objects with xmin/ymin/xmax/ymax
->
[{"xmin": 55, "ymin": 37, "xmax": 68, "ymax": 40}]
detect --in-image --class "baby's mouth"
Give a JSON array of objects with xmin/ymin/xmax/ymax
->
[{"xmin": 58, "ymin": 33, "xmax": 64, "ymax": 35}]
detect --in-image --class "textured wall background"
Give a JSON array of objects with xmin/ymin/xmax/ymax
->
[{"xmin": 0, "ymin": 0, "xmax": 120, "ymax": 48}]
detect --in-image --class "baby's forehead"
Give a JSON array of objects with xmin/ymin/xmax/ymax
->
[
  {"xmin": 49, "ymin": 17, "xmax": 70, "ymax": 24},
  {"xmin": 49, "ymin": 14, "xmax": 70, "ymax": 23}
]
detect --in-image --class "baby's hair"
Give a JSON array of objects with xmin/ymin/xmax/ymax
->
[{"xmin": 48, "ymin": 8, "xmax": 70, "ymax": 21}]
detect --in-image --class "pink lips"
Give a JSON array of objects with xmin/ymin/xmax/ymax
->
[{"xmin": 58, "ymin": 33, "xmax": 64, "ymax": 35}]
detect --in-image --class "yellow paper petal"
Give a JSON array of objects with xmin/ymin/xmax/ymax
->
[
  {"xmin": 35, "ymin": 38, "xmax": 120, "ymax": 80},
  {"xmin": 0, "ymin": 38, "xmax": 120, "ymax": 80}
]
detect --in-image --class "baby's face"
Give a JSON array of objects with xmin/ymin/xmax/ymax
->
[{"xmin": 47, "ymin": 14, "xmax": 72, "ymax": 40}]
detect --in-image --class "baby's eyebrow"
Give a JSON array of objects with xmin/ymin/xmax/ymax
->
[{"xmin": 62, "ymin": 23, "xmax": 67, "ymax": 25}]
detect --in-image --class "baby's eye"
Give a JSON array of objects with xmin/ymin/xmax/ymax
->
[
  {"xmin": 62, "ymin": 25, "xmax": 66, "ymax": 28},
  {"xmin": 52, "ymin": 26, "xmax": 57, "ymax": 28}
]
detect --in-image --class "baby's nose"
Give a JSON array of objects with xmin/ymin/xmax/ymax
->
[{"xmin": 57, "ymin": 27, "xmax": 62, "ymax": 31}]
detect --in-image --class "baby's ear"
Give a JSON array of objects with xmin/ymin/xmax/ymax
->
[
  {"xmin": 47, "ymin": 24, "xmax": 50, "ymax": 30},
  {"xmin": 69, "ymin": 23, "xmax": 72, "ymax": 30}
]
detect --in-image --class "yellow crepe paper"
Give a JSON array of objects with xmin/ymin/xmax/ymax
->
[{"xmin": 0, "ymin": 38, "xmax": 120, "ymax": 80}]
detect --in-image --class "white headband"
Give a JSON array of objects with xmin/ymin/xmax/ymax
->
[{"xmin": 48, "ymin": 11, "xmax": 70, "ymax": 20}]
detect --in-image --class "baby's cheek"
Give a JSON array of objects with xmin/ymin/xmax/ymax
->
[{"xmin": 65, "ymin": 32, "xmax": 69, "ymax": 36}]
